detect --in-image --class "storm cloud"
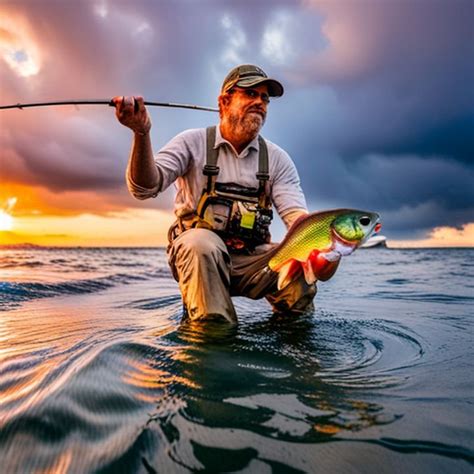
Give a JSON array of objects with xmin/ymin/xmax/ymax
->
[{"xmin": 0, "ymin": 0, "xmax": 473, "ymax": 239}]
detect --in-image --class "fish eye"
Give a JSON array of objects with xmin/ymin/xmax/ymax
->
[{"xmin": 359, "ymin": 216, "xmax": 371, "ymax": 226}]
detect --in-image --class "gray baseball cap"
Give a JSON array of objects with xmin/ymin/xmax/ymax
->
[{"xmin": 221, "ymin": 64, "xmax": 284, "ymax": 97}]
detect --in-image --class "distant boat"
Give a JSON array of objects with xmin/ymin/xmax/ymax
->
[{"xmin": 362, "ymin": 235, "xmax": 387, "ymax": 248}]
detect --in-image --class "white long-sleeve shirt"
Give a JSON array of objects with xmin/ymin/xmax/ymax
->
[{"xmin": 126, "ymin": 126, "xmax": 308, "ymax": 228}]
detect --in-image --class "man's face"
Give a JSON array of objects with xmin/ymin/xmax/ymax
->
[{"xmin": 221, "ymin": 84, "xmax": 270, "ymax": 138}]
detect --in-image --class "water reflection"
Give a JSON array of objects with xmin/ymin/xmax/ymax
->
[
  {"xmin": 138, "ymin": 312, "xmax": 406, "ymax": 471},
  {"xmin": 1, "ymin": 302, "xmax": 469, "ymax": 473}
]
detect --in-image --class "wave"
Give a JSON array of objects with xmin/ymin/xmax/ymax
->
[
  {"xmin": 0, "ymin": 269, "xmax": 172, "ymax": 311},
  {"xmin": 0, "ymin": 260, "xmax": 46, "ymax": 269},
  {"xmin": 359, "ymin": 437, "xmax": 474, "ymax": 464},
  {"xmin": 369, "ymin": 290, "xmax": 474, "ymax": 304}
]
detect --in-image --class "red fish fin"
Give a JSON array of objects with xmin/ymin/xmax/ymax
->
[
  {"xmin": 277, "ymin": 259, "xmax": 302, "ymax": 290},
  {"xmin": 302, "ymin": 259, "xmax": 317, "ymax": 285},
  {"xmin": 309, "ymin": 250, "xmax": 341, "ymax": 282}
]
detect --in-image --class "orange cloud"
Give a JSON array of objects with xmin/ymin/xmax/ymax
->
[
  {"xmin": 391, "ymin": 223, "xmax": 474, "ymax": 248},
  {"xmin": 0, "ymin": 209, "xmax": 175, "ymax": 247},
  {"xmin": 0, "ymin": 181, "xmax": 167, "ymax": 217},
  {"xmin": 0, "ymin": 182, "xmax": 93, "ymax": 217},
  {"xmin": 0, "ymin": 183, "xmax": 175, "ymax": 246}
]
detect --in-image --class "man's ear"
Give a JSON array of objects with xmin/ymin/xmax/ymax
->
[{"xmin": 218, "ymin": 94, "xmax": 231, "ymax": 108}]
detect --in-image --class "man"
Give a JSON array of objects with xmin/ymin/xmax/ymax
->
[{"xmin": 114, "ymin": 64, "xmax": 338, "ymax": 323}]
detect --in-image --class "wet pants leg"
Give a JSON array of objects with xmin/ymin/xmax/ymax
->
[
  {"xmin": 167, "ymin": 229, "xmax": 237, "ymax": 323},
  {"xmin": 230, "ymin": 251, "xmax": 317, "ymax": 314},
  {"xmin": 168, "ymin": 229, "xmax": 317, "ymax": 322},
  {"xmin": 265, "ymin": 278, "xmax": 317, "ymax": 314}
]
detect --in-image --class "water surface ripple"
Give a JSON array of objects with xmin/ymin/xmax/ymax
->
[{"xmin": 0, "ymin": 247, "xmax": 472, "ymax": 473}]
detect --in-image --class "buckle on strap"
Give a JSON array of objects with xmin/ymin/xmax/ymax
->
[
  {"xmin": 256, "ymin": 172, "xmax": 269, "ymax": 181},
  {"xmin": 203, "ymin": 164, "xmax": 220, "ymax": 176}
]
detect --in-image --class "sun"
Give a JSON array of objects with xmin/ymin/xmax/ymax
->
[{"xmin": 0, "ymin": 211, "xmax": 13, "ymax": 231}]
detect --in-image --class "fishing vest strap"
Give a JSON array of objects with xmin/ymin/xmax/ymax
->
[
  {"xmin": 257, "ymin": 135, "xmax": 269, "ymax": 182},
  {"xmin": 257, "ymin": 135, "xmax": 269, "ymax": 207},
  {"xmin": 204, "ymin": 126, "xmax": 219, "ymax": 193},
  {"xmin": 204, "ymin": 126, "xmax": 270, "ymax": 202},
  {"xmin": 185, "ymin": 127, "xmax": 274, "ymax": 250}
]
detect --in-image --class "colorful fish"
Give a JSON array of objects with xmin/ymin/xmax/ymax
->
[{"xmin": 268, "ymin": 209, "xmax": 381, "ymax": 289}]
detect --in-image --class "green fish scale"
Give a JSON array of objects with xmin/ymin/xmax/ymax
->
[{"xmin": 269, "ymin": 212, "xmax": 335, "ymax": 269}]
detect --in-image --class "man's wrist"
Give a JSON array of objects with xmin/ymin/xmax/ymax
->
[
  {"xmin": 134, "ymin": 129, "xmax": 150, "ymax": 137},
  {"xmin": 133, "ymin": 118, "xmax": 152, "ymax": 136}
]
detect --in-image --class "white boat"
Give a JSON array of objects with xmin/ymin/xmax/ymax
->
[{"xmin": 362, "ymin": 235, "xmax": 387, "ymax": 248}]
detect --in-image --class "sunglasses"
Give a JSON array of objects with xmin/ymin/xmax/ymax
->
[{"xmin": 230, "ymin": 88, "xmax": 270, "ymax": 104}]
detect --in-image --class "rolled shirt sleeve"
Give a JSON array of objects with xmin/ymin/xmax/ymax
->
[
  {"xmin": 126, "ymin": 165, "xmax": 160, "ymax": 200},
  {"xmin": 126, "ymin": 130, "xmax": 194, "ymax": 200}
]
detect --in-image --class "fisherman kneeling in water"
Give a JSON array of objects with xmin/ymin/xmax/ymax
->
[{"xmin": 114, "ymin": 64, "xmax": 339, "ymax": 323}]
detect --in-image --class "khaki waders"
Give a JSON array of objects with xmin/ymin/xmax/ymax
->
[{"xmin": 167, "ymin": 228, "xmax": 317, "ymax": 323}]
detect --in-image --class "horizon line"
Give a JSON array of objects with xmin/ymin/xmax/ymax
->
[{"xmin": 1, "ymin": 243, "xmax": 473, "ymax": 250}]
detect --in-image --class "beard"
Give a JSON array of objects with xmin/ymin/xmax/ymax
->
[{"xmin": 224, "ymin": 107, "xmax": 266, "ymax": 144}]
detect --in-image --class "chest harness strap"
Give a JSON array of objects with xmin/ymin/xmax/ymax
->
[
  {"xmin": 192, "ymin": 126, "xmax": 273, "ymax": 251},
  {"xmin": 203, "ymin": 126, "xmax": 270, "ymax": 206}
]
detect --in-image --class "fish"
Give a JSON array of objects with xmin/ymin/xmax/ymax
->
[{"xmin": 268, "ymin": 209, "xmax": 381, "ymax": 290}]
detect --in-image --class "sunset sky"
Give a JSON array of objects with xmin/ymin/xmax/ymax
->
[{"xmin": 1, "ymin": 0, "xmax": 473, "ymax": 247}]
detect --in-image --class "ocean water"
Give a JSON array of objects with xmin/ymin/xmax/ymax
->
[{"xmin": 0, "ymin": 247, "xmax": 472, "ymax": 473}]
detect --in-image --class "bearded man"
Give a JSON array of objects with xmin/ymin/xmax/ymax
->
[{"xmin": 114, "ymin": 64, "xmax": 337, "ymax": 323}]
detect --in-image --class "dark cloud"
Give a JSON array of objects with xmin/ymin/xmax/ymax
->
[
  {"xmin": 290, "ymin": 0, "xmax": 474, "ymax": 162},
  {"xmin": 294, "ymin": 151, "xmax": 474, "ymax": 210},
  {"xmin": 282, "ymin": 143, "xmax": 474, "ymax": 237}
]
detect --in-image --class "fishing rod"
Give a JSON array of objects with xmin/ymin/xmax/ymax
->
[{"xmin": 0, "ymin": 99, "xmax": 219, "ymax": 112}]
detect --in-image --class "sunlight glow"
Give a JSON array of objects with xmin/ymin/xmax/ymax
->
[
  {"xmin": 0, "ymin": 17, "xmax": 41, "ymax": 77},
  {"xmin": 0, "ymin": 197, "xmax": 17, "ymax": 231},
  {"xmin": 3, "ymin": 48, "xmax": 39, "ymax": 76},
  {"xmin": 0, "ymin": 211, "xmax": 13, "ymax": 231}
]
